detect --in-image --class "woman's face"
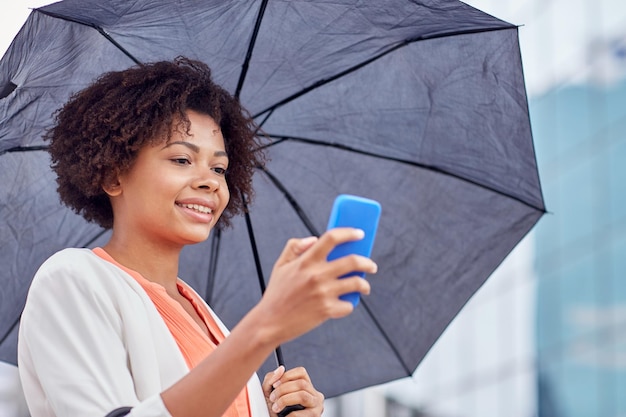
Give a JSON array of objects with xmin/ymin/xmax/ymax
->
[{"xmin": 109, "ymin": 110, "xmax": 230, "ymax": 247}]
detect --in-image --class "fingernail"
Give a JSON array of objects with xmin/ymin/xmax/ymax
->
[
  {"xmin": 272, "ymin": 403, "xmax": 280, "ymax": 412},
  {"xmin": 355, "ymin": 229, "xmax": 365, "ymax": 238},
  {"xmin": 372, "ymin": 262, "xmax": 378, "ymax": 273},
  {"xmin": 273, "ymin": 380, "xmax": 282, "ymax": 389},
  {"xmin": 269, "ymin": 392, "xmax": 276, "ymax": 402}
]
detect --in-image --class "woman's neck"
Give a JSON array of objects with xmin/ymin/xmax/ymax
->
[{"xmin": 102, "ymin": 233, "xmax": 182, "ymax": 295}]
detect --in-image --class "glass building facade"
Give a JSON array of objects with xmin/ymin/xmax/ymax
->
[{"xmin": 533, "ymin": 77, "xmax": 626, "ymax": 417}]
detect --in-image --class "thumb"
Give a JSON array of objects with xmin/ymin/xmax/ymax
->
[{"xmin": 274, "ymin": 236, "xmax": 318, "ymax": 268}]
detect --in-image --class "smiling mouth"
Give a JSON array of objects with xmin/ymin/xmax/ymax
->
[{"xmin": 177, "ymin": 203, "xmax": 213, "ymax": 214}]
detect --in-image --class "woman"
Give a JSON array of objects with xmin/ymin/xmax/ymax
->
[{"xmin": 17, "ymin": 57, "xmax": 376, "ymax": 417}]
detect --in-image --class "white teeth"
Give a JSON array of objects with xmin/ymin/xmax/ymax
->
[{"xmin": 179, "ymin": 203, "xmax": 212, "ymax": 214}]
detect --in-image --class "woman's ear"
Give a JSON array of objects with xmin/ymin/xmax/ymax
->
[{"xmin": 102, "ymin": 172, "xmax": 122, "ymax": 197}]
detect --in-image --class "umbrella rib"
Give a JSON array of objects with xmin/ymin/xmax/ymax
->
[
  {"xmin": 240, "ymin": 192, "xmax": 288, "ymax": 367},
  {"xmin": 241, "ymin": 193, "xmax": 267, "ymax": 294},
  {"xmin": 360, "ymin": 299, "xmax": 414, "ymax": 376},
  {"xmin": 257, "ymin": 166, "xmax": 321, "ymax": 237},
  {"xmin": 35, "ymin": 8, "xmax": 142, "ymax": 66},
  {"xmin": 255, "ymin": 108, "xmax": 275, "ymax": 131},
  {"xmin": 234, "ymin": 0, "xmax": 269, "ymax": 99},
  {"xmin": 251, "ymin": 25, "xmax": 517, "ymax": 119},
  {"xmin": 0, "ymin": 145, "xmax": 49, "ymax": 156},
  {"xmin": 260, "ymin": 135, "xmax": 546, "ymax": 213}
]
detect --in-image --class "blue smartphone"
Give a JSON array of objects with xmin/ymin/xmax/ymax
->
[{"xmin": 326, "ymin": 194, "xmax": 381, "ymax": 306}]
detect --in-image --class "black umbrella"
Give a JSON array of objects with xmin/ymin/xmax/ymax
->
[{"xmin": 0, "ymin": 0, "xmax": 545, "ymax": 398}]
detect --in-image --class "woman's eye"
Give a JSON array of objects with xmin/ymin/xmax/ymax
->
[
  {"xmin": 213, "ymin": 167, "xmax": 227, "ymax": 175},
  {"xmin": 172, "ymin": 158, "xmax": 191, "ymax": 165}
]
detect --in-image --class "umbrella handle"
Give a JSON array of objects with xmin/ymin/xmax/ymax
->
[{"xmin": 278, "ymin": 404, "xmax": 306, "ymax": 416}]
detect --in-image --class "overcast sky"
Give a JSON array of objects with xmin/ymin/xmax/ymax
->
[{"xmin": 464, "ymin": 0, "xmax": 626, "ymax": 94}]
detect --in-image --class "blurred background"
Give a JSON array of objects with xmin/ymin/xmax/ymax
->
[{"xmin": 2, "ymin": 1, "xmax": 625, "ymax": 416}]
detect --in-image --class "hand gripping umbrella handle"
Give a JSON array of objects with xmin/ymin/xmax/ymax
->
[
  {"xmin": 273, "ymin": 347, "xmax": 306, "ymax": 416},
  {"xmin": 272, "ymin": 382, "xmax": 305, "ymax": 416}
]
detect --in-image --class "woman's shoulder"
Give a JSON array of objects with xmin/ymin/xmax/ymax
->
[
  {"xmin": 35, "ymin": 248, "xmax": 104, "ymax": 278},
  {"xmin": 32, "ymin": 248, "xmax": 132, "ymax": 294},
  {"xmin": 42, "ymin": 247, "xmax": 95, "ymax": 265}
]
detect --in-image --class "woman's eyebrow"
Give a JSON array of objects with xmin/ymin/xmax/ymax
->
[
  {"xmin": 164, "ymin": 141, "xmax": 228, "ymax": 158},
  {"xmin": 164, "ymin": 140, "xmax": 200, "ymax": 153}
]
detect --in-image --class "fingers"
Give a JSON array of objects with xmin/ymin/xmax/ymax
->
[
  {"xmin": 334, "ymin": 274, "xmax": 372, "ymax": 298},
  {"xmin": 327, "ymin": 251, "xmax": 378, "ymax": 278},
  {"xmin": 274, "ymin": 366, "xmax": 311, "ymax": 386},
  {"xmin": 262, "ymin": 365, "xmax": 286, "ymax": 397},
  {"xmin": 259, "ymin": 228, "xmax": 378, "ymax": 344},
  {"xmin": 300, "ymin": 228, "xmax": 378, "ymax": 277},
  {"xmin": 270, "ymin": 228, "xmax": 377, "ymax": 297},
  {"xmin": 304, "ymin": 227, "xmax": 364, "ymax": 260},
  {"xmin": 274, "ymin": 236, "xmax": 319, "ymax": 268},
  {"xmin": 268, "ymin": 367, "xmax": 324, "ymax": 415}
]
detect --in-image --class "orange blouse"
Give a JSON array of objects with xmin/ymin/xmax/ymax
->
[{"xmin": 93, "ymin": 248, "xmax": 251, "ymax": 417}]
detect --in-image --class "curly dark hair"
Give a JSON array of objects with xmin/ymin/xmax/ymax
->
[{"xmin": 47, "ymin": 57, "xmax": 265, "ymax": 229}]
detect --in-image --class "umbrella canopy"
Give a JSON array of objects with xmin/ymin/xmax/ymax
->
[{"xmin": 0, "ymin": 0, "xmax": 545, "ymax": 398}]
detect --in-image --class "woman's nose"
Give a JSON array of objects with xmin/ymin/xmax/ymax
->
[{"xmin": 193, "ymin": 169, "xmax": 220, "ymax": 191}]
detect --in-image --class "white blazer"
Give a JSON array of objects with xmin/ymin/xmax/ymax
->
[{"xmin": 18, "ymin": 248, "xmax": 269, "ymax": 417}]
